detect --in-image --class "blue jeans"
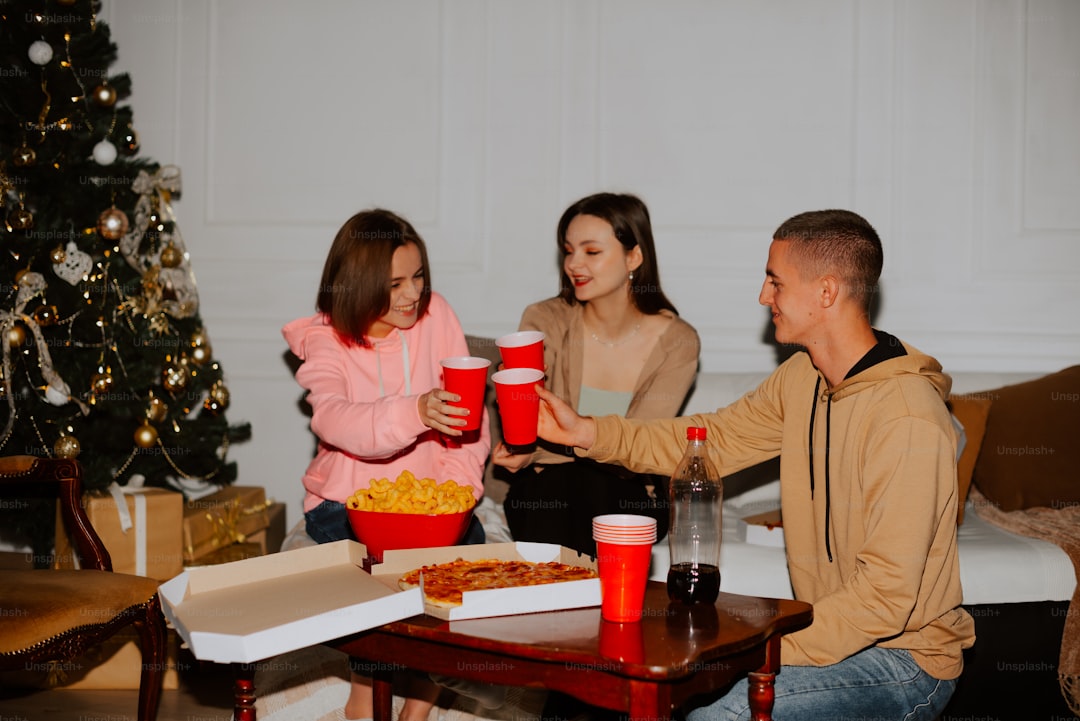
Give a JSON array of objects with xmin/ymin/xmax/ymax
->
[{"xmin": 685, "ymin": 647, "xmax": 956, "ymax": 721}]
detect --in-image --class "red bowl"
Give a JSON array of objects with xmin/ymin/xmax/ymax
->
[{"xmin": 347, "ymin": 507, "xmax": 473, "ymax": 563}]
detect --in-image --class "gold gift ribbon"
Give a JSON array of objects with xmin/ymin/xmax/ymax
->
[
  {"xmin": 208, "ymin": 501, "xmax": 246, "ymax": 549},
  {"xmin": 186, "ymin": 496, "xmax": 275, "ymax": 557}
]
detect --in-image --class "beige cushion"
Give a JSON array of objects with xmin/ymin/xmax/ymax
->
[{"xmin": 948, "ymin": 394, "xmax": 993, "ymax": 525}]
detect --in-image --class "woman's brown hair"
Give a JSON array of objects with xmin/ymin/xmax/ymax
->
[{"xmin": 316, "ymin": 209, "xmax": 432, "ymax": 346}]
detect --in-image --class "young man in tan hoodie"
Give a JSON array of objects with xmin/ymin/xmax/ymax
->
[{"xmin": 534, "ymin": 209, "xmax": 974, "ymax": 720}]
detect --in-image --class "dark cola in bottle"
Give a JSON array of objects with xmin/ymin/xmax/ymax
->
[
  {"xmin": 667, "ymin": 562, "xmax": 721, "ymax": 604},
  {"xmin": 666, "ymin": 426, "xmax": 723, "ymax": 604}
]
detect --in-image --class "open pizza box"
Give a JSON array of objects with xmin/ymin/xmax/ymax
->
[
  {"xmin": 371, "ymin": 541, "xmax": 601, "ymax": 621},
  {"xmin": 158, "ymin": 540, "xmax": 423, "ymax": 663},
  {"xmin": 736, "ymin": 507, "xmax": 785, "ymax": 548}
]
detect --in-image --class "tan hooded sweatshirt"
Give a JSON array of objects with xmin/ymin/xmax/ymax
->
[{"xmin": 585, "ymin": 341, "xmax": 975, "ymax": 679}]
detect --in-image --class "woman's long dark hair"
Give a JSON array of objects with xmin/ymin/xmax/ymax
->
[{"xmin": 556, "ymin": 192, "xmax": 678, "ymax": 315}]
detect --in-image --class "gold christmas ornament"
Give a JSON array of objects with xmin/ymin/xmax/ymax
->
[
  {"xmin": 12, "ymin": 143, "xmax": 36, "ymax": 167},
  {"xmin": 7, "ymin": 207, "xmax": 33, "ymax": 231},
  {"xmin": 6, "ymin": 323, "xmax": 27, "ymax": 348},
  {"xmin": 32, "ymin": 305, "xmax": 59, "ymax": 326},
  {"xmin": 146, "ymin": 395, "xmax": 168, "ymax": 423},
  {"xmin": 159, "ymin": 242, "xmax": 182, "ymax": 268},
  {"xmin": 92, "ymin": 83, "xmax": 117, "ymax": 107},
  {"xmin": 54, "ymin": 435, "xmax": 81, "ymax": 459},
  {"xmin": 190, "ymin": 341, "xmax": 212, "ymax": 365},
  {"xmin": 90, "ymin": 370, "xmax": 113, "ymax": 396},
  {"xmin": 134, "ymin": 421, "xmax": 158, "ymax": 449},
  {"xmin": 50, "ymin": 245, "xmax": 67, "ymax": 264},
  {"xmin": 97, "ymin": 207, "xmax": 130, "ymax": 240},
  {"xmin": 162, "ymin": 361, "xmax": 189, "ymax": 392},
  {"xmin": 210, "ymin": 381, "xmax": 230, "ymax": 406},
  {"xmin": 203, "ymin": 380, "xmax": 230, "ymax": 414}
]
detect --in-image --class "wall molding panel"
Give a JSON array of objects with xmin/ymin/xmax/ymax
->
[{"xmin": 105, "ymin": 0, "xmax": 1080, "ymax": 525}]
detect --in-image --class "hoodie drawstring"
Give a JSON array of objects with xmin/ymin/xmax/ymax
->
[
  {"xmin": 808, "ymin": 376, "xmax": 834, "ymax": 563},
  {"xmin": 824, "ymin": 391, "xmax": 833, "ymax": 563},
  {"xmin": 374, "ymin": 329, "xmax": 412, "ymax": 398},
  {"xmin": 808, "ymin": 377, "xmax": 820, "ymax": 498}
]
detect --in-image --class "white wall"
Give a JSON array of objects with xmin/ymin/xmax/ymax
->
[{"xmin": 104, "ymin": 0, "xmax": 1080, "ymax": 527}]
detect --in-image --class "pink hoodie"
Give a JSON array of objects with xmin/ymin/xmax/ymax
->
[{"xmin": 282, "ymin": 292, "xmax": 490, "ymax": 512}]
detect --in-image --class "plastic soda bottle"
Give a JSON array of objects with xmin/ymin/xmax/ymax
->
[{"xmin": 666, "ymin": 426, "xmax": 722, "ymax": 604}]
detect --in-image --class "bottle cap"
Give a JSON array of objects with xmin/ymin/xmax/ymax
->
[{"xmin": 687, "ymin": 426, "xmax": 706, "ymax": 441}]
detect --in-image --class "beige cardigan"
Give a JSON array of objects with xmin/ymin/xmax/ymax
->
[{"xmin": 519, "ymin": 297, "xmax": 700, "ymax": 465}]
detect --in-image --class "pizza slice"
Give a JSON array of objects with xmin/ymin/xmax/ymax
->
[{"xmin": 398, "ymin": 558, "xmax": 597, "ymax": 607}]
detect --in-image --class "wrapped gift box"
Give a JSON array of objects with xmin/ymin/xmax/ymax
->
[
  {"xmin": 54, "ymin": 485, "xmax": 184, "ymax": 581},
  {"xmin": 186, "ymin": 541, "xmax": 264, "ymax": 566},
  {"xmin": 184, "ymin": 502, "xmax": 287, "ymax": 568},
  {"xmin": 0, "ymin": 627, "xmax": 183, "ymax": 691},
  {"xmin": 182, "ymin": 485, "xmax": 272, "ymax": 562},
  {"xmin": 57, "ymin": 627, "xmax": 183, "ymax": 690},
  {"xmin": 247, "ymin": 501, "xmax": 287, "ymax": 555}
]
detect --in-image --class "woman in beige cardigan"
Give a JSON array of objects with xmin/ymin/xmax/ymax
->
[{"xmin": 492, "ymin": 192, "xmax": 700, "ymax": 556}]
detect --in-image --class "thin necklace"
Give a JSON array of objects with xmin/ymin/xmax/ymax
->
[{"xmin": 590, "ymin": 323, "xmax": 640, "ymax": 348}]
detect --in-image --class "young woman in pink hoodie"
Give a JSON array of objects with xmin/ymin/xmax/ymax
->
[{"xmin": 282, "ymin": 208, "xmax": 490, "ymax": 721}]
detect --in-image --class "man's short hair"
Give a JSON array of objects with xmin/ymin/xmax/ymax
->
[{"xmin": 773, "ymin": 209, "xmax": 883, "ymax": 311}]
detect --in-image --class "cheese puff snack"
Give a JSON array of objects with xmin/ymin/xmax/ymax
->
[{"xmin": 345, "ymin": 470, "xmax": 476, "ymax": 515}]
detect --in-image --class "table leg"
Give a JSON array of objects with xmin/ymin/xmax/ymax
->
[
  {"xmin": 746, "ymin": 671, "xmax": 776, "ymax": 721},
  {"xmin": 372, "ymin": 667, "xmax": 394, "ymax": 721},
  {"xmin": 627, "ymin": 679, "xmax": 670, "ymax": 721},
  {"xmin": 233, "ymin": 663, "xmax": 257, "ymax": 721}
]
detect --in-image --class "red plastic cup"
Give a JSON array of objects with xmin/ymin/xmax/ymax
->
[
  {"xmin": 593, "ymin": 514, "xmax": 656, "ymax": 623},
  {"xmin": 440, "ymin": 356, "xmax": 491, "ymax": 432},
  {"xmin": 592, "ymin": 514, "xmax": 658, "ymax": 542},
  {"xmin": 595, "ymin": 540, "xmax": 653, "ymax": 623},
  {"xmin": 491, "ymin": 367, "xmax": 545, "ymax": 447},
  {"xmin": 496, "ymin": 331, "xmax": 545, "ymax": 371},
  {"xmin": 598, "ymin": 619, "xmax": 645, "ymax": 663}
]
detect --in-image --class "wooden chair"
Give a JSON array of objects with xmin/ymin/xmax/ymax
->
[{"xmin": 0, "ymin": 455, "xmax": 166, "ymax": 721}]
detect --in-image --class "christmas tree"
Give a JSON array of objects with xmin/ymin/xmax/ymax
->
[{"xmin": 0, "ymin": 1, "xmax": 251, "ymax": 554}]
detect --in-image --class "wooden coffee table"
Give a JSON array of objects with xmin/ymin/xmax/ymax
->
[{"xmin": 333, "ymin": 582, "xmax": 812, "ymax": 721}]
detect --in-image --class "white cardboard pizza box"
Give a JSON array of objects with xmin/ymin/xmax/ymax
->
[
  {"xmin": 158, "ymin": 540, "xmax": 423, "ymax": 663},
  {"xmin": 736, "ymin": 507, "xmax": 785, "ymax": 548},
  {"xmin": 370, "ymin": 541, "xmax": 601, "ymax": 621}
]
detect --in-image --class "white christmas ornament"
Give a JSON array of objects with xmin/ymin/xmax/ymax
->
[
  {"xmin": 28, "ymin": 40, "xmax": 53, "ymax": 65},
  {"xmin": 92, "ymin": 139, "xmax": 118, "ymax": 165},
  {"xmin": 53, "ymin": 241, "xmax": 92, "ymax": 285}
]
